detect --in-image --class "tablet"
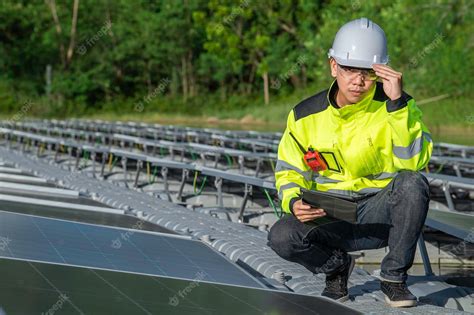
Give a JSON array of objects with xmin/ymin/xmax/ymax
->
[{"xmin": 300, "ymin": 188, "xmax": 358, "ymax": 223}]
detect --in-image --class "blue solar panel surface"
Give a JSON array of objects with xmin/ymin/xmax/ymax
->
[{"xmin": 0, "ymin": 210, "xmax": 263, "ymax": 288}]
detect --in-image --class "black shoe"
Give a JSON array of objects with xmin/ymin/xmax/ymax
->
[
  {"xmin": 381, "ymin": 281, "xmax": 417, "ymax": 307},
  {"xmin": 321, "ymin": 255, "xmax": 355, "ymax": 302}
]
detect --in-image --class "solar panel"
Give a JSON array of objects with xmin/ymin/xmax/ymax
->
[
  {"xmin": 0, "ymin": 200, "xmax": 174, "ymax": 234},
  {"xmin": 426, "ymin": 209, "xmax": 474, "ymax": 241},
  {"xmin": 0, "ymin": 259, "xmax": 360, "ymax": 315},
  {"xmin": 0, "ymin": 210, "xmax": 262, "ymax": 288}
]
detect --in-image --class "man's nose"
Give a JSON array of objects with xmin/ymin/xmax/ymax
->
[{"xmin": 353, "ymin": 74, "xmax": 365, "ymax": 85}]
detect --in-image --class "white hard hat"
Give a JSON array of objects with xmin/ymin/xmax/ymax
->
[{"xmin": 328, "ymin": 17, "xmax": 389, "ymax": 69}]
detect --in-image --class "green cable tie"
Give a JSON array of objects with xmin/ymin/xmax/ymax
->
[
  {"xmin": 150, "ymin": 166, "xmax": 159, "ymax": 184},
  {"xmin": 111, "ymin": 156, "xmax": 119, "ymax": 169},
  {"xmin": 225, "ymin": 154, "xmax": 233, "ymax": 167},
  {"xmin": 193, "ymin": 171, "xmax": 207, "ymax": 196},
  {"xmin": 435, "ymin": 163, "xmax": 445, "ymax": 174},
  {"xmin": 82, "ymin": 150, "xmax": 89, "ymax": 167},
  {"xmin": 264, "ymin": 188, "xmax": 281, "ymax": 218}
]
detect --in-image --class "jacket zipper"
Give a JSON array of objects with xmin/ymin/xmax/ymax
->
[{"xmin": 367, "ymin": 137, "xmax": 382, "ymax": 172}]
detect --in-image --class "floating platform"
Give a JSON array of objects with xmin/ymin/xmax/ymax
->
[{"xmin": 0, "ymin": 119, "xmax": 473, "ymax": 314}]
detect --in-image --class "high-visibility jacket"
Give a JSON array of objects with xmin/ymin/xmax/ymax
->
[{"xmin": 276, "ymin": 80, "xmax": 433, "ymax": 214}]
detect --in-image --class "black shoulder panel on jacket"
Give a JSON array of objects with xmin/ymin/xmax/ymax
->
[
  {"xmin": 293, "ymin": 90, "xmax": 329, "ymax": 121},
  {"xmin": 386, "ymin": 91, "xmax": 413, "ymax": 113}
]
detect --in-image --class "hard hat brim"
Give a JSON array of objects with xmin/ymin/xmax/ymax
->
[{"xmin": 330, "ymin": 55, "xmax": 389, "ymax": 69}]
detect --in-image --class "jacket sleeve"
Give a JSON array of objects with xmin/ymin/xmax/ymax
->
[
  {"xmin": 386, "ymin": 93, "xmax": 433, "ymax": 171},
  {"xmin": 275, "ymin": 110, "xmax": 313, "ymax": 214}
]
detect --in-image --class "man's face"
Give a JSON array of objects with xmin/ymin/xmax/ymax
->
[{"xmin": 329, "ymin": 58, "xmax": 377, "ymax": 105}]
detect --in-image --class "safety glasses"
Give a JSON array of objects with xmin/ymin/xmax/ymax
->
[{"xmin": 337, "ymin": 64, "xmax": 378, "ymax": 81}]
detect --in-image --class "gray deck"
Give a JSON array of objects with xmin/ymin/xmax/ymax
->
[{"xmin": 0, "ymin": 147, "xmax": 472, "ymax": 314}]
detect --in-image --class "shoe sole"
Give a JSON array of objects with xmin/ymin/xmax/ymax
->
[
  {"xmin": 384, "ymin": 295, "xmax": 417, "ymax": 308},
  {"xmin": 336, "ymin": 294, "xmax": 350, "ymax": 303}
]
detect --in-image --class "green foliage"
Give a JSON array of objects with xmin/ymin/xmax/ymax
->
[{"xmin": 0, "ymin": 0, "xmax": 472, "ymax": 123}]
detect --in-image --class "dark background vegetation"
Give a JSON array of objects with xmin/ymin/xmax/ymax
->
[{"xmin": 0, "ymin": 0, "xmax": 472, "ymax": 131}]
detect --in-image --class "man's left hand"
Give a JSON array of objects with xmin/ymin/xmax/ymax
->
[{"xmin": 373, "ymin": 64, "xmax": 402, "ymax": 101}]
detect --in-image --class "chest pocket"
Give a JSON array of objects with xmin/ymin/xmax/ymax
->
[
  {"xmin": 313, "ymin": 141, "xmax": 346, "ymax": 177},
  {"xmin": 343, "ymin": 135, "xmax": 384, "ymax": 178}
]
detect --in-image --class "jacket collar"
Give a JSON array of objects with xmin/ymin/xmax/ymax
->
[{"xmin": 327, "ymin": 80, "xmax": 378, "ymax": 120}]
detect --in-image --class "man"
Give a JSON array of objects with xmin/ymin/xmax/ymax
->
[{"xmin": 267, "ymin": 18, "xmax": 433, "ymax": 308}]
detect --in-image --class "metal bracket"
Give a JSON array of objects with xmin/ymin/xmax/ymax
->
[
  {"xmin": 238, "ymin": 155, "xmax": 245, "ymax": 174},
  {"xmin": 133, "ymin": 160, "xmax": 143, "ymax": 188},
  {"xmin": 176, "ymin": 168, "xmax": 189, "ymax": 201},
  {"xmin": 453, "ymin": 163, "xmax": 462, "ymax": 178},
  {"xmin": 238, "ymin": 183, "xmax": 253, "ymax": 223},
  {"xmin": 91, "ymin": 152, "xmax": 96, "ymax": 178},
  {"xmin": 417, "ymin": 233, "xmax": 434, "ymax": 276},
  {"xmin": 162, "ymin": 167, "xmax": 170, "ymax": 197},
  {"xmin": 121, "ymin": 157, "xmax": 128, "ymax": 187},
  {"xmin": 442, "ymin": 181, "xmax": 455, "ymax": 211},
  {"xmin": 100, "ymin": 152, "xmax": 107, "ymax": 178},
  {"xmin": 214, "ymin": 177, "xmax": 223, "ymax": 208},
  {"xmin": 75, "ymin": 148, "xmax": 82, "ymax": 171}
]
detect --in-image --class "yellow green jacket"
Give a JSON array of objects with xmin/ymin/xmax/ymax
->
[{"xmin": 276, "ymin": 81, "xmax": 433, "ymax": 214}]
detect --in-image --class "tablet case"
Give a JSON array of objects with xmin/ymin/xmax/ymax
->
[{"xmin": 300, "ymin": 188, "xmax": 358, "ymax": 223}]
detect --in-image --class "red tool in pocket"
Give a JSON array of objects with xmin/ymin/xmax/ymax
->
[{"xmin": 289, "ymin": 132, "xmax": 328, "ymax": 172}]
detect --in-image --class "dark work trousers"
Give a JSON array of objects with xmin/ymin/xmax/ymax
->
[{"xmin": 267, "ymin": 170, "xmax": 430, "ymax": 282}]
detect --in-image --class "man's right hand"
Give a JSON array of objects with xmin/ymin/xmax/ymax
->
[{"xmin": 292, "ymin": 199, "xmax": 326, "ymax": 222}]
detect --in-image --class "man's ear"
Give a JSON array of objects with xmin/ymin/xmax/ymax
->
[{"xmin": 329, "ymin": 58, "xmax": 337, "ymax": 78}]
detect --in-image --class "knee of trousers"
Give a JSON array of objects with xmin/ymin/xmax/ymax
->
[
  {"xmin": 390, "ymin": 170, "xmax": 430, "ymax": 212},
  {"xmin": 393, "ymin": 170, "xmax": 430, "ymax": 197},
  {"xmin": 267, "ymin": 219, "xmax": 303, "ymax": 260},
  {"xmin": 395, "ymin": 170, "xmax": 429, "ymax": 188}
]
